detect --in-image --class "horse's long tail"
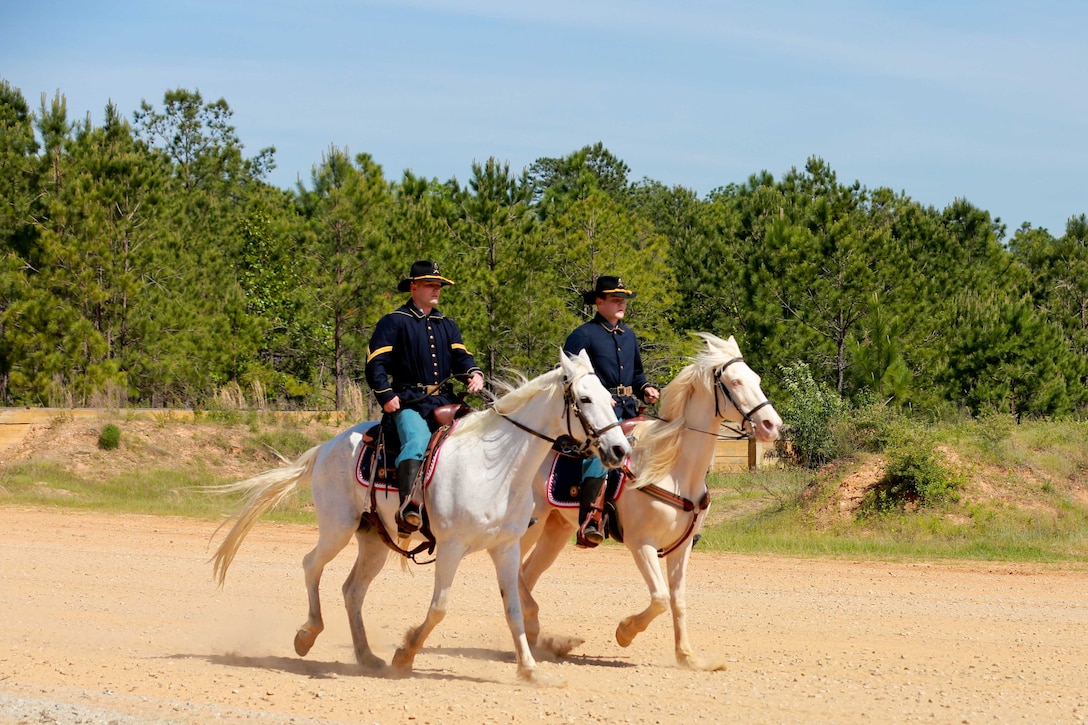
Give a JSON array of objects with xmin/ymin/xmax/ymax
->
[{"xmin": 210, "ymin": 442, "xmax": 323, "ymax": 587}]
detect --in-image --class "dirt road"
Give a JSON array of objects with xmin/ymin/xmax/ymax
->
[{"xmin": 1, "ymin": 508, "xmax": 1086, "ymax": 724}]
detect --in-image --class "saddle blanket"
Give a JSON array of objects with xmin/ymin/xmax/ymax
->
[
  {"xmin": 355, "ymin": 420, "xmax": 458, "ymax": 492},
  {"xmin": 544, "ymin": 452, "xmax": 630, "ymax": 507}
]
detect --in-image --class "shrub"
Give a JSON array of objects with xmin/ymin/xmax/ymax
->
[
  {"xmin": 865, "ymin": 427, "xmax": 961, "ymax": 511},
  {"xmin": 973, "ymin": 409, "xmax": 1015, "ymax": 455},
  {"xmin": 98, "ymin": 423, "xmax": 121, "ymax": 450},
  {"xmin": 779, "ymin": 361, "xmax": 848, "ymax": 468},
  {"xmin": 831, "ymin": 398, "xmax": 901, "ymax": 457}
]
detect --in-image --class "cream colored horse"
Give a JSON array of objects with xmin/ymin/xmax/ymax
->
[
  {"xmin": 211, "ymin": 349, "xmax": 631, "ymax": 682},
  {"xmin": 518, "ymin": 333, "xmax": 782, "ymax": 669}
]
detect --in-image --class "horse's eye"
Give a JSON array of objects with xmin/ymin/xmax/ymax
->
[{"xmin": 579, "ymin": 396, "xmax": 593, "ymax": 404}]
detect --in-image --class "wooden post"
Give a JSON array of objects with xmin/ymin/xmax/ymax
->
[{"xmin": 747, "ymin": 438, "xmax": 758, "ymax": 470}]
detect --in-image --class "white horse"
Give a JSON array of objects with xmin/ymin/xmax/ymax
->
[
  {"xmin": 211, "ymin": 349, "xmax": 631, "ymax": 682},
  {"xmin": 518, "ymin": 333, "xmax": 782, "ymax": 669}
]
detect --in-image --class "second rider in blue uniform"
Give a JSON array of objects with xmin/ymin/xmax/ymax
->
[{"xmin": 564, "ymin": 275, "xmax": 660, "ymax": 545}]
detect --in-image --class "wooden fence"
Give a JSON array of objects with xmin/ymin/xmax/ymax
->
[{"xmin": 712, "ymin": 435, "xmax": 791, "ymax": 470}]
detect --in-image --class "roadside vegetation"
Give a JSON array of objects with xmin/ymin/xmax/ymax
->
[
  {"xmin": 705, "ymin": 408, "xmax": 1088, "ymax": 563},
  {"xmin": 1, "ymin": 405, "xmax": 1086, "ymax": 564},
  {"xmin": 3, "ymin": 80, "xmax": 1086, "ymax": 427},
  {"xmin": 0, "ymin": 410, "xmax": 341, "ymax": 523}
]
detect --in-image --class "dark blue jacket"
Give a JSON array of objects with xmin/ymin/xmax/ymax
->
[
  {"xmin": 365, "ymin": 301, "xmax": 482, "ymax": 420},
  {"xmin": 564, "ymin": 313, "xmax": 651, "ymax": 420}
]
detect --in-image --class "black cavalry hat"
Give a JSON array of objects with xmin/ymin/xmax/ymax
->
[
  {"xmin": 397, "ymin": 260, "xmax": 455, "ymax": 292},
  {"xmin": 582, "ymin": 275, "xmax": 636, "ymax": 304}
]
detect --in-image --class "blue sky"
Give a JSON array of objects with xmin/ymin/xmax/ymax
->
[{"xmin": 2, "ymin": 0, "xmax": 1085, "ymax": 235}]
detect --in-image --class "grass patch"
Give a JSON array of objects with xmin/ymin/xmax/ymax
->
[
  {"xmin": 0, "ymin": 459, "xmax": 316, "ymax": 521},
  {"xmin": 0, "ymin": 411, "xmax": 336, "ymax": 523},
  {"xmin": 254, "ymin": 427, "xmax": 328, "ymax": 460},
  {"xmin": 699, "ymin": 418, "xmax": 1088, "ymax": 563},
  {"xmin": 701, "ymin": 507, "xmax": 1086, "ymax": 563}
]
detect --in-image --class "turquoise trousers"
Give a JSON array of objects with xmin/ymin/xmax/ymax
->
[{"xmin": 392, "ymin": 408, "xmax": 430, "ymax": 466}]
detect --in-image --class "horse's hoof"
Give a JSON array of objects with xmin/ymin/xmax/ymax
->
[
  {"xmin": 355, "ymin": 651, "xmax": 386, "ymax": 671},
  {"xmin": 520, "ymin": 666, "xmax": 566, "ymax": 688},
  {"xmin": 680, "ymin": 653, "xmax": 728, "ymax": 671},
  {"xmin": 615, "ymin": 623, "xmax": 635, "ymax": 648},
  {"xmin": 294, "ymin": 627, "xmax": 318, "ymax": 656},
  {"xmin": 390, "ymin": 648, "xmax": 414, "ymax": 677}
]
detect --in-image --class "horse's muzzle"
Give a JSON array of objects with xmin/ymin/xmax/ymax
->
[
  {"xmin": 752, "ymin": 409, "xmax": 783, "ymax": 443},
  {"xmin": 599, "ymin": 441, "xmax": 631, "ymax": 468}
]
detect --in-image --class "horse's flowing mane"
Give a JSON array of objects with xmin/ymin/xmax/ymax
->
[
  {"xmin": 632, "ymin": 333, "xmax": 741, "ymax": 485},
  {"xmin": 454, "ymin": 356, "xmax": 590, "ymax": 437}
]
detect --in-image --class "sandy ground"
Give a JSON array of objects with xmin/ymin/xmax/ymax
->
[{"xmin": 1, "ymin": 508, "xmax": 1087, "ymax": 724}]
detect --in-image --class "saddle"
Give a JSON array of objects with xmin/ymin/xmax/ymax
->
[
  {"xmin": 358, "ymin": 402, "xmax": 470, "ymax": 487},
  {"xmin": 357, "ymin": 402, "xmax": 471, "ymax": 547}
]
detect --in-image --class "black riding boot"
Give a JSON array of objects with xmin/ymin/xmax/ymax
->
[
  {"xmin": 578, "ymin": 476, "xmax": 606, "ymax": 545},
  {"xmin": 396, "ymin": 459, "xmax": 423, "ymax": 533}
]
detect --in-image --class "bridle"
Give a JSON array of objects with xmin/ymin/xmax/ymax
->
[
  {"xmin": 713, "ymin": 356, "xmax": 773, "ymax": 438},
  {"xmin": 494, "ymin": 372, "xmax": 623, "ymax": 457},
  {"xmin": 641, "ymin": 356, "xmax": 774, "ymax": 440}
]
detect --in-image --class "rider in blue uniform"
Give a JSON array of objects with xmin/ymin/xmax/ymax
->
[
  {"xmin": 365, "ymin": 260, "xmax": 484, "ymax": 532},
  {"xmin": 564, "ymin": 275, "xmax": 659, "ymax": 545}
]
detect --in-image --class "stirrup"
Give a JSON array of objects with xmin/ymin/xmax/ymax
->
[
  {"xmin": 396, "ymin": 503, "xmax": 422, "ymax": 534},
  {"xmin": 577, "ymin": 521, "xmax": 604, "ymax": 548}
]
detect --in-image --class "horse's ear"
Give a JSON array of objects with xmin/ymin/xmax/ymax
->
[{"xmin": 559, "ymin": 348, "xmax": 575, "ymax": 378}]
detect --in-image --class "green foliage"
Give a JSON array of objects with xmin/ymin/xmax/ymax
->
[
  {"xmin": 1, "ymin": 78, "xmax": 1085, "ymax": 417},
  {"xmin": 829, "ymin": 395, "xmax": 902, "ymax": 456},
  {"xmin": 779, "ymin": 360, "xmax": 848, "ymax": 467},
  {"xmin": 1008, "ymin": 217, "xmax": 1088, "ymax": 411},
  {"xmin": 937, "ymin": 291, "xmax": 1076, "ymax": 417},
  {"xmin": 863, "ymin": 427, "xmax": 961, "ymax": 511},
  {"xmin": 528, "ymin": 141, "xmax": 631, "ymax": 220},
  {"xmin": 971, "ymin": 410, "xmax": 1016, "ymax": 456},
  {"xmin": 298, "ymin": 147, "xmax": 394, "ymax": 408},
  {"xmin": 97, "ymin": 423, "xmax": 121, "ymax": 450},
  {"xmin": 446, "ymin": 157, "xmax": 546, "ymax": 377},
  {"xmin": 848, "ymin": 305, "xmax": 913, "ymax": 405}
]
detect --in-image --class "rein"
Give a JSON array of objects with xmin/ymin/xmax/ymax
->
[
  {"xmin": 394, "ymin": 376, "xmax": 459, "ymax": 406},
  {"xmin": 639, "ymin": 410, "xmax": 750, "ymax": 441}
]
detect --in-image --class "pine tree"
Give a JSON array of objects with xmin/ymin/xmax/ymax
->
[
  {"xmin": 445, "ymin": 158, "xmax": 547, "ymax": 378},
  {"xmin": 299, "ymin": 148, "xmax": 394, "ymax": 409}
]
